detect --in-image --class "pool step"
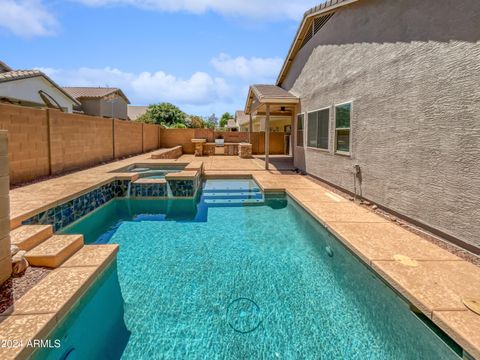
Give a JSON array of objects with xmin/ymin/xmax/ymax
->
[
  {"xmin": 203, "ymin": 188, "xmax": 261, "ymax": 194},
  {"xmin": 204, "ymin": 198, "xmax": 264, "ymax": 206},
  {"xmin": 25, "ymin": 234, "xmax": 84, "ymax": 268},
  {"xmin": 202, "ymin": 192, "xmax": 263, "ymax": 200},
  {"xmin": 10, "ymin": 225, "xmax": 53, "ymax": 251}
]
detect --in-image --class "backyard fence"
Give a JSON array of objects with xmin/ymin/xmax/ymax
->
[
  {"xmin": 160, "ymin": 128, "xmax": 286, "ymax": 156},
  {"xmin": 0, "ymin": 104, "xmax": 161, "ymax": 184},
  {"xmin": 0, "ymin": 103, "xmax": 286, "ymax": 185}
]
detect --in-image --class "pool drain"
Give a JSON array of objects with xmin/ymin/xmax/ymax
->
[{"xmin": 226, "ymin": 298, "xmax": 262, "ymax": 333}]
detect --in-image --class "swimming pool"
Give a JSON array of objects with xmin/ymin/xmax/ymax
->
[{"xmin": 39, "ymin": 180, "xmax": 460, "ymax": 359}]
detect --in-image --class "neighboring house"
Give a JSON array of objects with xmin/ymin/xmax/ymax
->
[
  {"xmin": 0, "ymin": 61, "xmax": 79, "ymax": 112},
  {"xmin": 128, "ymin": 105, "xmax": 148, "ymax": 121},
  {"xmin": 245, "ymin": 0, "xmax": 480, "ymax": 251},
  {"xmin": 63, "ymin": 87, "xmax": 130, "ymax": 120},
  {"xmin": 226, "ymin": 119, "xmax": 238, "ymax": 131},
  {"xmin": 235, "ymin": 110, "xmax": 250, "ymax": 132}
]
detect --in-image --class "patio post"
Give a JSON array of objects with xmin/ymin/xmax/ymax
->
[
  {"xmin": 265, "ymin": 104, "xmax": 270, "ymax": 170},
  {"xmin": 249, "ymin": 113, "xmax": 253, "ymax": 142}
]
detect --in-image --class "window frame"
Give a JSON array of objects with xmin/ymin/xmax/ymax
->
[
  {"xmin": 334, "ymin": 101, "xmax": 353, "ymax": 156},
  {"xmin": 306, "ymin": 106, "xmax": 331, "ymax": 152},
  {"xmin": 295, "ymin": 112, "xmax": 305, "ymax": 148}
]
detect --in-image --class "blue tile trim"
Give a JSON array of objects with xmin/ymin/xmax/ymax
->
[{"xmin": 21, "ymin": 176, "xmax": 200, "ymax": 232}]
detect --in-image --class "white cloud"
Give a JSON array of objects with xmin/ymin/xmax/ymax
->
[
  {"xmin": 0, "ymin": 0, "xmax": 57, "ymax": 37},
  {"xmin": 74, "ymin": 0, "xmax": 318, "ymax": 21},
  {"xmin": 210, "ymin": 53, "xmax": 283, "ymax": 80},
  {"xmin": 38, "ymin": 66, "xmax": 233, "ymax": 107}
]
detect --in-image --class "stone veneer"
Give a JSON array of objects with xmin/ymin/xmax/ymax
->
[
  {"xmin": 239, "ymin": 143, "xmax": 253, "ymax": 158},
  {"xmin": 0, "ymin": 131, "xmax": 11, "ymax": 284},
  {"xmin": 203, "ymin": 143, "xmax": 239, "ymax": 156}
]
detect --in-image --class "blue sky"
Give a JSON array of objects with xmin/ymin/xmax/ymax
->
[{"xmin": 0, "ymin": 0, "xmax": 318, "ymax": 116}]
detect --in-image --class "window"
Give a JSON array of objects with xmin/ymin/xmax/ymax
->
[
  {"xmin": 307, "ymin": 108, "xmax": 330, "ymax": 150},
  {"xmin": 335, "ymin": 103, "xmax": 352, "ymax": 153},
  {"xmin": 296, "ymin": 114, "xmax": 304, "ymax": 147}
]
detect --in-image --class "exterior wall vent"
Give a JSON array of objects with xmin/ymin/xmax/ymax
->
[{"xmin": 300, "ymin": 12, "xmax": 335, "ymax": 49}]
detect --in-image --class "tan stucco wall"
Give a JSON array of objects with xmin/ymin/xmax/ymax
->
[
  {"xmin": 114, "ymin": 120, "xmax": 143, "ymax": 158},
  {"xmin": 0, "ymin": 104, "xmax": 50, "ymax": 183},
  {"xmin": 284, "ymin": 0, "xmax": 480, "ymax": 249},
  {"xmin": 159, "ymin": 128, "xmax": 286, "ymax": 155},
  {"xmin": 49, "ymin": 110, "xmax": 113, "ymax": 174},
  {"xmin": 161, "ymin": 129, "xmax": 196, "ymax": 154},
  {"xmin": 143, "ymin": 123, "xmax": 160, "ymax": 152},
  {"xmin": 0, "ymin": 131, "xmax": 11, "ymax": 283}
]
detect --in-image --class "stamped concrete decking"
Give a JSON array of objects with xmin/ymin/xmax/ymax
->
[{"xmin": 4, "ymin": 154, "xmax": 480, "ymax": 359}]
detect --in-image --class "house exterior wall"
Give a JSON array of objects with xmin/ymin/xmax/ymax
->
[
  {"xmin": 79, "ymin": 99, "xmax": 101, "ymax": 117},
  {"xmin": 79, "ymin": 95, "xmax": 128, "ymax": 119},
  {"xmin": 283, "ymin": 0, "xmax": 480, "ymax": 249},
  {"xmin": 0, "ymin": 77, "xmax": 76, "ymax": 112},
  {"xmin": 99, "ymin": 96, "xmax": 128, "ymax": 119}
]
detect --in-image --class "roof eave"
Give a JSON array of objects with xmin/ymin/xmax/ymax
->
[
  {"xmin": 0, "ymin": 73, "xmax": 81, "ymax": 106},
  {"xmin": 275, "ymin": 0, "xmax": 360, "ymax": 86}
]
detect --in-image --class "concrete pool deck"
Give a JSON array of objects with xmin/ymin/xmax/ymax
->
[{"xmin": 2, "ymin": 153, "xmax": 480, "ymax": 359}]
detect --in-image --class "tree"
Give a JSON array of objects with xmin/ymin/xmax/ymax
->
[
  {"xmin": 189, "ymin": 115, "xmax": 206, "ymax": 128},
  {"xmin": 138, "ymin": 103, "xmax": 187, "ymax": 128},
  {"xmin": 208, "ymin": 113, "xmax": 218, "ymax": 125},
  {"xmin": 219, "ymin": 112, "xmax": 233, "ymax": 128}
]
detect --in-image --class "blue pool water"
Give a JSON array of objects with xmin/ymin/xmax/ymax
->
[{"xmin": 45, "ymin": 180, "xmax": 460, "ymax": 359}]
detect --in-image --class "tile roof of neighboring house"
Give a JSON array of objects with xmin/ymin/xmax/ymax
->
[
  {"xmin": 0, "ymin": 69, "xmax": 44, "ymax": 82},
  {"xmin": 235, "ymin": 110, "xmax": 249, "ymax": 125},
  {"xmin": 276, "ymin": 0, "xmax": 359, "ymax": 85},
  {"xmin": 0, "ymin": 67, "xmax": 80, "ymax": 105},
  {"xmin": 127, "ymin": 105, "xmax": 148, "ymax": 121},
  {"xmin": 63, "ymin": 87, "xmax": 131, "ymax": 104},
  {"xmin": 0, "ymin": 61, "xmax": 12, "ymax": 73}
]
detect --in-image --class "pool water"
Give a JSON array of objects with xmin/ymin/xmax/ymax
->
[{"xmin": 52, "ymin": 180, "xmax": 459, "ymax": 359}]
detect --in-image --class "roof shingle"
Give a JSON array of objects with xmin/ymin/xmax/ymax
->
[{"xmin": 251, "ymin": 85, "xmax": 298, "ymax": 100}]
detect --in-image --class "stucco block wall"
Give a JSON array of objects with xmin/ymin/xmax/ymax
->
[
  {"xmin": 285, "ymin": 0, "xmax": 480, "ymax": 248},
  {"xmin": 0, "ymin": 104, "xmax": 162, "ymax": 184},
  {"xmin": 160, "ymin": 128, "xmax": 285, "ymax": 155},
  {"xmin": 49, "ymin": 110, "xmax": 114, "ymax": 174},
  {"xmin": 0, "ymin": 131, "xmax": 11, "ymax": 283},
  {"xmin": 114, "ymin": 120, "xmax": 143, "ymax": 158},
  {"xmin": 161, "ymin": 129, "xmax": 196, "ymax": 154},
  {"xmin": 142, "ymin": 123, "xmax": 160, "ymax": 152},
  {"xmin": 0, "ymin": 104, "xmax": 50, "ymax": 183}
]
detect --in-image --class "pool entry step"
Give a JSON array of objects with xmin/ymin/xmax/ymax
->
[{"xmin": 201, "ymin": 179, "xmax": 264, "ymax": 206}]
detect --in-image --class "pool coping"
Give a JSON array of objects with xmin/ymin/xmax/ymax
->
[
  {"xmin": 4, "ymin": 157, "xmax": 480, "ymax": 359},
  {"xmin": 0, "ymin": 244, "xmax": 118, "ymax": 359}
]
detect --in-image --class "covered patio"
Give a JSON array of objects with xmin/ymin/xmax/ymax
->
[{"xmin": 244, "ymin": 85, "xmax": 299, "ymax": 169}]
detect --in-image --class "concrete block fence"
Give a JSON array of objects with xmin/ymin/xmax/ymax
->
[
  {"xmin": 0, "ymin": 103, "xmax": 286, "ymax": 185},
  {"xmin": 0, "ymin": 104, "xmax": 161, "ymax": 184}
]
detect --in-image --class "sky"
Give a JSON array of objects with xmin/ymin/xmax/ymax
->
[{"xmin": 0, "ymin": 0, "xmax": 319, "ymax": 116}]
